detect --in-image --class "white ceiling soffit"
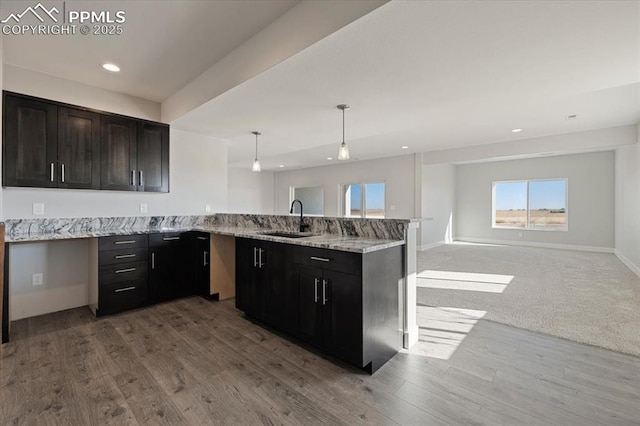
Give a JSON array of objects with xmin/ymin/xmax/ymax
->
[
  {"xmin": 172, "ymin": 0, "xmax": 640, "ymax": 171},
  {"xmin": 0, "ymin": 0, "xmax": 300, "ymax": 102}
]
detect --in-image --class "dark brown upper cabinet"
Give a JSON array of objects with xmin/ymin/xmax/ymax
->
[
  {"xmin": 137, "ymin": 122, "xmax": 169, "ymax": 193},
  {"xmin": 3, "ymin": 95, "xmax": 58, "ymax": 188},
  {"xmin": 57, "ymin": 107, "xmax": 101, "ymax": 189},
  {"xmin": 100, "ymin": 115, "xmax": 137, "ymax": 191},
  {"xmin": 3, "ymin": 91, "xmax": 169, "ymax": 193}
]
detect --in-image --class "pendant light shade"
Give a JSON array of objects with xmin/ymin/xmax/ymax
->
[
  {"xmin": 251, "ymin": 131, "xmax": 261, "ymax": 172},
  {"xmin": 337, "ymin": 104, "xmax": 350, "ymax": 160}
]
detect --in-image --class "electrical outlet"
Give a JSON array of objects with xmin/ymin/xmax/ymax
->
[
  {"xmin": 32, "ymin": 273, "xmax": 43, "ymax": 286},
  {"xmin": 518, "ymin": 232, "xmax": 523, "ymax": 238},
  {"xmin": 390, "ymin": 205, "xmax": 396, "ymax": 211},
  {"xmin": 33, "ymin": 203, "xmax": 44, "ymax": 215},
  {"xmin": 140, "ymin": 203, "xmax": 148, "ymax": 213},
  {"xmin": 205, "ymin": 204, "xmax": 211, "ymax": 213}
]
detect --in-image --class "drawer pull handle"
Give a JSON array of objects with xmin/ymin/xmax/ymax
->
[
  {"xmin": 196, "ymin": 236, "xmax": 208, "ymax": 240},
  {"xmin": 203, "ymin": 251, "xmax": 208, "ymax": 267},
  {"xmin": 114, "ymin": 240, "xmax": 136, "ymax": 245},
  {"xmin": 115, "ymin": 267, "xmax": 136, "ymax": 274},
  {"xmin": 115, "ymin": 286, "xmax": 136, "ymax": 293},
  {"xmin": 50, "ymin": 162, "xmax": 55, "ymax": 182},
  {"xmin": 152, "ymin": 253, "xmax": 155, "ymax": 270},
  {"xmin": 314, "ymin": 278, "xmax": 319, "ymax": 303},
  {"xmin": 162, "ymin": 237, "xmax": 180, "ymax": 241},
  {"xmin": 310, "ymin": 256, "xmax": 331, "ymax": 262},
  {"xmin": 114, "ymin": 254, "xmax": 136, "ymax": 259}
]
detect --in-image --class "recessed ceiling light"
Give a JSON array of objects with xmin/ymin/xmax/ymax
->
[
  {"xmin": 102, "ymin": 63, "xmax": 120, "ymax": 72},
  {"xmin": 512, "ymin": 128, "xmax": 522, "ymax": 133},
  {"xmin": 401, "ymin": 145, "xmax": 409, "ymax": 149},
  {"xmin": 327, "ymin": 157, "xmax": 333, "ymax": 160},
  {"xmin": 279, "ymin": 164, "xmax": 284, "ymax": 168}
]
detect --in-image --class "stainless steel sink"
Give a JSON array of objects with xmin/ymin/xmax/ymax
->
[{"xmin": 260, "ymin": 231, "xmax": 315, "ymax": 239}]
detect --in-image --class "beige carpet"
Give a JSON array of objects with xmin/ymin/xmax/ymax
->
[{"xmin": 416, "ymin": 243, "xmax": 640, "ymax": 357}]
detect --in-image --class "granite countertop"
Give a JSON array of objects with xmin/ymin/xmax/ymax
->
[{"xmin": 6, "ymin": 225, "xmax": 404, "ymax": 253}]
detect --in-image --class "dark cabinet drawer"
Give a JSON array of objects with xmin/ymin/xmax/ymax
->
[
  {"xmin": 149, "ymin": 232, "xmax": 186, "ymax": 247},
  {"xmin": 99, "ymin": 261, "xmax": 148, "ymax": 285},
  {"xmin": 293, "ymin": 246, "xmax": 362, "ymax": 276},
  {"xmin": 98, "ymin": 247, "xmax": 148, "ymax": 266},
  {"xmin": 99, "ymin": 234, "xmax": 148, "ymax": 251},
  {"xmin": 98, "ymin": 279, "xmax": 148, "ymax": 316}
]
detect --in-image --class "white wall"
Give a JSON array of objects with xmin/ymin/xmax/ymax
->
[
  {"xmin": 421, "ymin": 163, "xmax": 455, "ymax": 249},
  {"xmin": 274, "ymin": 154, "xmax": 415, "ymax": 218},
  {"xmin": 227, "ymin": 167, "xmax": 275, "ymax": 214},
  {"xmin": 4, "ymin": 65, "xmax": 160, "ymax": 121},
  {"xmin": 615, "ymin": 138, "xmax": 640, "ymax": 275},
  {"xmin": 456, "ymin": 151, "xmax": 615, "ymax": 250}
]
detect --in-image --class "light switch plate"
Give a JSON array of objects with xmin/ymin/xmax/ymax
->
[
  {"xmin": 140, "ymin": 203, "xmax": 148, "ymax": 213},
  {"xmin": 32, "ymin": 273, "xmax": 43, "ymax": 286},
  {"xmin": 33, "ymin": 203, "xmax": 44, "ymax": 215},
  {"xmin": 205, "ymin": 204, "xmax": 211, "ymax": 213}
]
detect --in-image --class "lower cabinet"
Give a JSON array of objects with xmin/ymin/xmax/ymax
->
[
  {"xmin": 191, "ymin": 232, "xmax": 211, "ymax": 298},
  {"xmin": 97, "ymin": 235, "xmax": 149, "ymax": 316},
  {"xmin": 235, "ymin": 239, "xmax": 403, "ymax": 373},
  {"xmin": 149, "ymin": 232, "xmax": 193, "ymax": 303},
  {"xmin": 96, "ymin": 231, "xmax": 210, "ymax": 316}
]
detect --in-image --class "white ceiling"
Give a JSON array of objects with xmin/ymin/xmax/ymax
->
[
  {"xmin": 2, "ymin": 1, "xmax": 639, "ymax": 171},
  {"xmin": 1, "ymin": 0, "xmax": 298, "ymax": 102},
  {"xmin": 172, "ymin": 0, "xmax": 640, "ymax": 170}
]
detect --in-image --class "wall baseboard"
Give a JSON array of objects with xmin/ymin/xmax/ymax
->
[
  {"xmin": 614, "ymin": 250, "xmax": 640, "ymax": 278},
  {"xmin": 418, "ymin": 240, "xmax": 446, "ymax": 251},
  {"xmin": 455, "ymin": 237, "xmax": 615, "ymax": 253}
]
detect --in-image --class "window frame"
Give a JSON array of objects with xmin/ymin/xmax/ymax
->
[
  {"xmin": 340, "ymin": 180, "xmax": 386, "ymax": 219},
  {"xmin": 491, "ymin": 178, "xmax": 568, "ymax": 232},
  {"xmin": 289, "ymin": 185, "xmax": 325, "ymax": 217}
]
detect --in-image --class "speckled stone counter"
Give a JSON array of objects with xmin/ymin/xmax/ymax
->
[{"xmin": 5, "ymin": 215, "xmax": 410, "ymax": 253}]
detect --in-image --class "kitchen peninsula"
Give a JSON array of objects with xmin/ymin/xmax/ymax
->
[{"xmin": 2, "ymin": 214, "xmax": 418, "ymax": 373}]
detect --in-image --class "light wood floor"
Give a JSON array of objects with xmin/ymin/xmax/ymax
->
[{"xmin": 1, "ymin": 297, "xmax": 639, "ymax": 425}]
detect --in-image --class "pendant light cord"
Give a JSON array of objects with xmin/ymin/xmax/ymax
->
[
  {"xmin": 255, "ymin": 133, "xmax": 258, "ymax": 159},
  {"xmin": 342, "ymin": 108, "xmax": 345, "ymax": 144}
]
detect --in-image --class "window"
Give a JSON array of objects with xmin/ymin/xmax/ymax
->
[
  {"xmin": 492, "ymin": 179, "xmax": 567, "ymax": 231},
  {"xmin": 290, "ymin": 186, "xmax": 323, "ymax": 216},
  {"xmin": 342, "ymin": 182, "xmax": 385, "ymax": 218}
]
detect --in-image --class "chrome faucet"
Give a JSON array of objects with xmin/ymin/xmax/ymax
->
[{"xmin": 290, "ymin": 199, "xmax": 310, "ymax": 233}]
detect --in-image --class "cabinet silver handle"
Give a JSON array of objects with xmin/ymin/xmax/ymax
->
[
  {"xmin": 258, "ymin": 248, "xmax": 263, "ymax": 268},
  {"xmin": 115, "ymin": 286, "xmax": 136, "ymax": 293},
  {"xmin": 131, "ymin": 170, "xmax": 135, "ymax": 185},
  {"xmin": 139, "ymin": 170, "xmax": 143, "ymax": 186},
  {"xmin": 151, "ymin": 252, "xmax": 155, "ymax": 269},
  {"xmin": 50, "ymin": 163, "xmax": 55, "ymax": 182},
  {"xmin": 196, "ymin": 236, "xmax": 207, "ymax": 240},
  {"xmin": 314, "ymin": 278, "xmax": 319, "ymax": 303},
  {"xmin": 322, "ymin": 279, "xmax": 328, "ymax": 305},
  {"xmin": 203, "ymin": 251, "xmax": 208, "ymax": 267},
  {"xmin": 162, "ymin": 236, "xmax": 180, "ymax": 241},
  {"xmin": 310, "ymin": 256, "xmax": 331, "ymax": 262},
  {"xmin": 61, "ymin": 163, "xmax": 65, "ymax": 183},
  {"xmin": 114, "ymin": 240, "xmax": 136, "ymax": 245},
  {"xmin": 114, "ymin": 254, "xmax": 136, "ymax": 259},
  {"xmin": 115, "ymin": 267, "xmax": 136, "ymax": 274},
  {"xmin": 253, "ymin": 247, "xmax": 257, "ymax": 267}
]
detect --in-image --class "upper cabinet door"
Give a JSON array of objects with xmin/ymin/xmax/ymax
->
[
  {"xmin": 100, "ymin": 115, "xmax": 137, "ymax": 191},
  {"xmin": 137, "ymin": 122, "xmax": 169, "ymax": 193},
  {"xmin": 58, "ymin": 107, "xmax": 101, "ymax": 190},
  {"xmin": 3, "ymin": 95, "xmax": 58, "ymax": 188}
]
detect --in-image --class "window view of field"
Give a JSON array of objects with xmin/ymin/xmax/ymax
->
[
  {"xmin": 495, "ymin": 209, "xmax": 567, "ymax": 229},
  {"xmin": 344, "ymin": 182, "xmax": 385, "ymax": 218},
  {"xmin": 493, "ymin": 180, "xmax": 567, "ymax": 230}
]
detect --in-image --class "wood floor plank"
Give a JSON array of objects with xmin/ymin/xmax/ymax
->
[{"xmin": 2, "ymin": 297, "xmax": 639, "ymax": 426}]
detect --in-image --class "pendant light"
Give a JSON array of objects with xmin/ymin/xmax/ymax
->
[
  {"xmin": 251, "ymin": 131, "xmax": 261, "ymax": 172},
  {"xmin": 337, "ymin": 104, "xmax": 350, "ymax": 160}
]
